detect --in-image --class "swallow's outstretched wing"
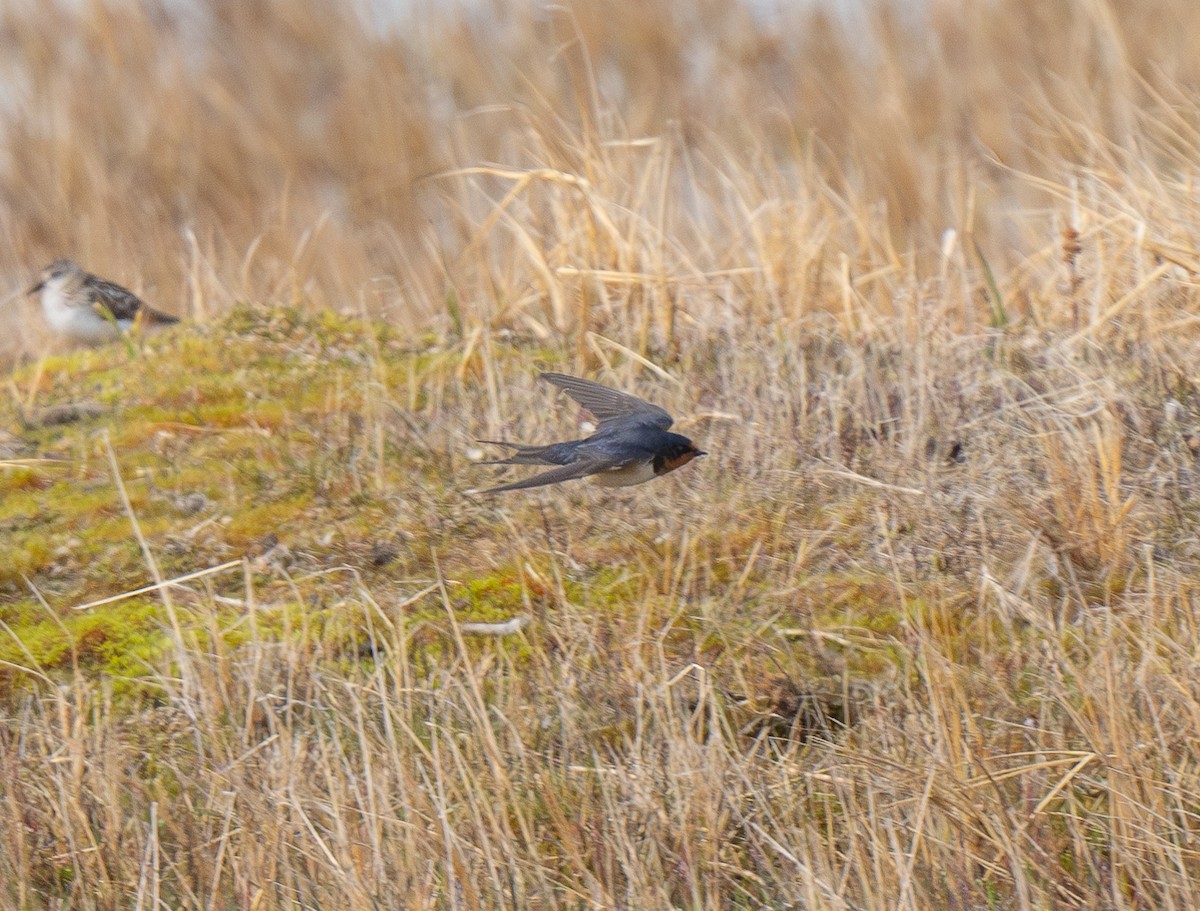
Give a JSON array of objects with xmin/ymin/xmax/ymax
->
[
  {"xmin": 540, "ymin": 373, "xmax": 673, "ymax": 430},
  {"xmin": 479, "ymin": 458, "xmax": 612, "ymax": 494}
]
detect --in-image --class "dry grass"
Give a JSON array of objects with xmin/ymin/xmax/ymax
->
[{"xmin": 4, "ymin": 0, "xmax": 1200, "ymax": 908}]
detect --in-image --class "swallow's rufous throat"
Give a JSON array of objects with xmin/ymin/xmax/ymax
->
[
  {"xmin": 479, "ymin": 372, "xmax": 706, "ymax": 493},
  {"xmin": 28, "ymin": 258, "xmax": 179, "ymax": 344}
]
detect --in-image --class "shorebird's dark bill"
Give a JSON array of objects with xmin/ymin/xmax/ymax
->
[{"xmin": 27, "ymin": 282, "xmax": 43, "ymax": 295}]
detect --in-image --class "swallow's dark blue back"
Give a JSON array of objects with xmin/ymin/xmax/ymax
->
[{"xmin": 575, "ymin": 422, "xmax": 693, "ymax": 464}]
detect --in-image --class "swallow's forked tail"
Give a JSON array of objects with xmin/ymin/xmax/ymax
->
[{"xmin": 477, "ymin": 439, "xmax": 562, "ymax": 466}]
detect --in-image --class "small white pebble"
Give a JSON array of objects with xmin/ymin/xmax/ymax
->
[{"xmin": 940, "ymin": 228, "xmax": 957, "ymax": 259}]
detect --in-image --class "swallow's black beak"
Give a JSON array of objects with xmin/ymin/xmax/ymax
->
[
  {"xmin": 696, "ymin": 450, "xmax": 708, "ymax": 457},
  {"xmin": 27, "ymin": 281, "xmax": 43, "ymax": 296}
]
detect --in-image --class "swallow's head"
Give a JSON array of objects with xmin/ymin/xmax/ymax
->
[
  {"xmin": 654, "ymin": 434, "xmax": 707, "ymax": 476},
  {"xmin": 28, "ymin": 258, "xmax": 81, "ymax": 296}
]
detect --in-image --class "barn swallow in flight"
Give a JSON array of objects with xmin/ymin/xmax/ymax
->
[{"xmin": 479, "ymin": 372, "xmax": 706, "ymax": 493}]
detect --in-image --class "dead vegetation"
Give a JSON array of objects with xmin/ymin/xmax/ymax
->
[{"xmin": 4, "ymin": 0, "xmax": 1200, "ymax": 908}]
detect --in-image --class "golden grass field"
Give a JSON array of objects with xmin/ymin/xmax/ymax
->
[{"xmin": 4, "ymin": 0, "xmax": 1200, "ymax": 907}]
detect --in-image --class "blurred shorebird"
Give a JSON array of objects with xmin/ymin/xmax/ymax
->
[
  {"xmin": 479, "ymin": 372, "xmax": 706, "ymax": 493},
  {"xmin": 27, "ymin": 258, "xmax": 178, "ymax": 344}
]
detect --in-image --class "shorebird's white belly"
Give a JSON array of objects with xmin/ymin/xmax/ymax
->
[
  {"xmin": 589, "ymin": 461, "xmax": 656, "ymax": 487},
  {"xmin": 41, "ymin": 289, "xmax": 124, "ymax": 343}
]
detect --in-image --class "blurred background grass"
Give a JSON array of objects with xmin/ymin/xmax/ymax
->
[{"xmin": 5, "ymin": 0, "xmax": 1200, "ymax": 356}]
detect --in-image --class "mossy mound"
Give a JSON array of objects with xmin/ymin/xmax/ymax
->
[{"xmin": 1, "ymin": 308, "xmax": 903, "ymax": 710}]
